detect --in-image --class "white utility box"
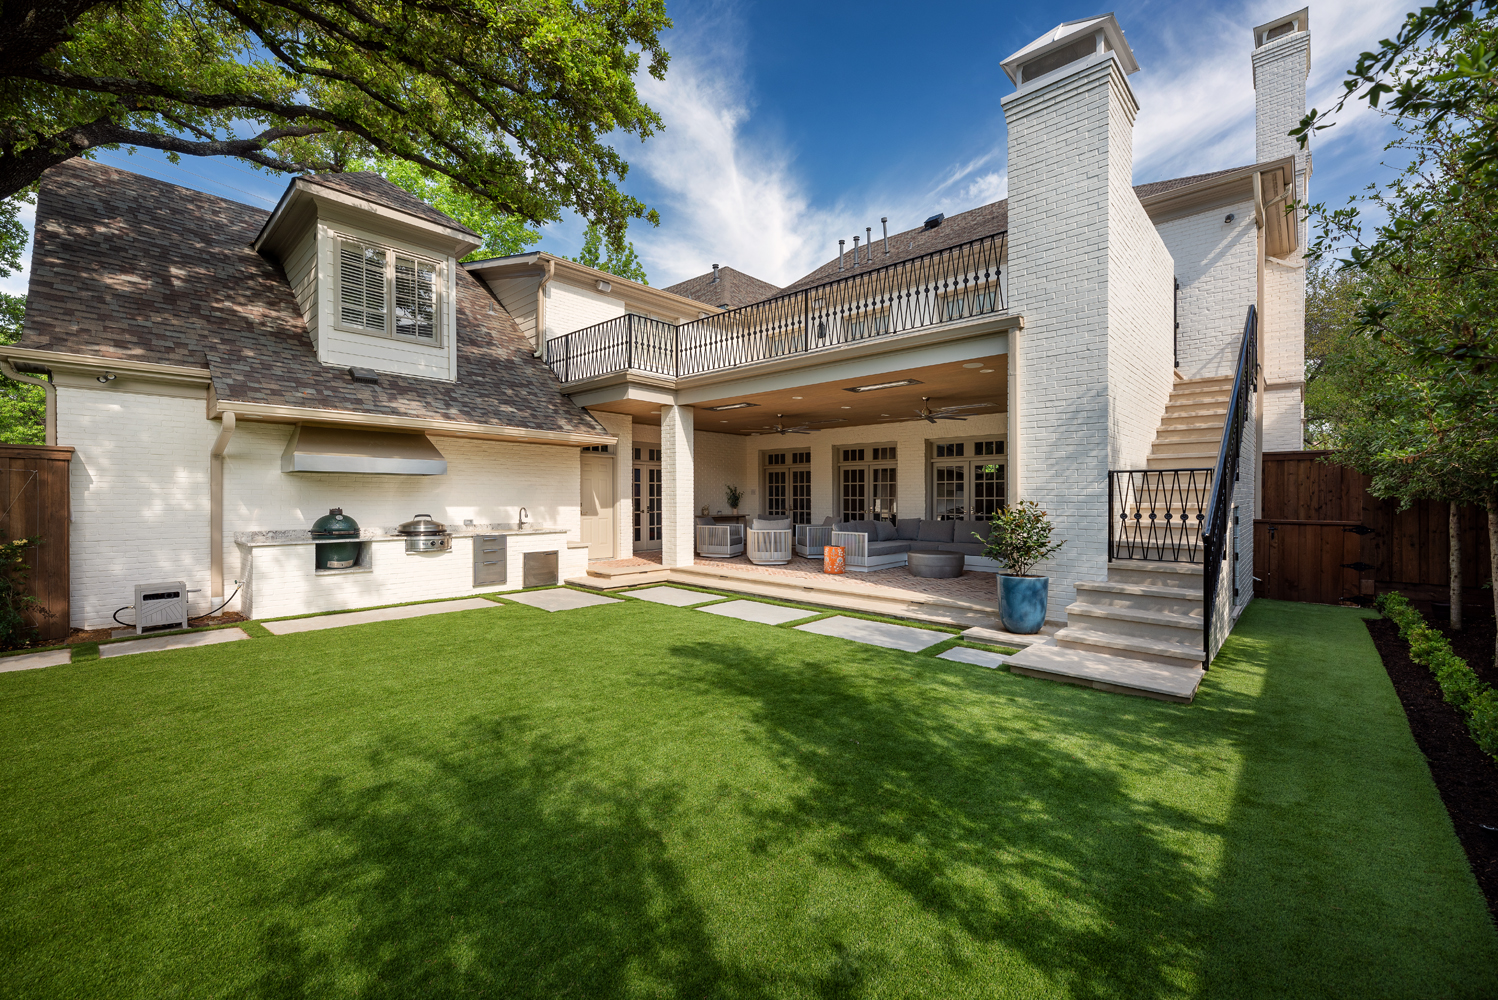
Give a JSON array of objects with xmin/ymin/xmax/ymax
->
[{"xmin": 134, "ymin": 581, "xmax": 189, "ymax": 634}]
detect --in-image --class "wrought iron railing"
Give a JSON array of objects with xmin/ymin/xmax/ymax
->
[
  {"xmin": 1202, "ymin": 305, "xmax": 1258, "ymax": 666},
  {"xmin": 544, "ymin": 232, "xmax": 1007, "ymax": 382},
  {"xmin": 1108, "ymin": 468, "xmax": 1212, "ymax": 562}
]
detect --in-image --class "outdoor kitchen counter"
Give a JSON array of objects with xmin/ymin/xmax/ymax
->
[{"xmin": 234, "ymin": 526, "xmax": 583, "ymax": 620}]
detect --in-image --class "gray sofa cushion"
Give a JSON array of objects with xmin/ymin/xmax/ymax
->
[
  {"xmin": 695, "ymin": 516, "xmax": 717, "ymax": 527},
  {"xmin": 907, "ymin": 540, "xmax": 945, "ymax": 552},
  {"xmin": 752, "ymin": 518, "xmax": 792, "ymax": 531},
  {"xmin": 875, "ymin": 520, "xmax": 898, "ymax": 542},
  {"xmin": 940, "ymin": 542, "xmax": 984, "ymax": 556},
  {"xmin": 968, "ymin": 521, "xmax": 993, "ymax": 544},
  {"xmin": 865, "ymin": 540, "xmax": 913, "ymax": 557},
  {"xmin": 896, "ymin": 518, "xmax": 922, "ymax": 540},
  {"xmin": 918, "ymin": 520, "xmax": 954, "ymax": 543}
]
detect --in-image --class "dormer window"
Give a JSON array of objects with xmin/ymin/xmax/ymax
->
[{"xmin": 337, "ymin": 237, "xmax": 442, "ymax": 345}]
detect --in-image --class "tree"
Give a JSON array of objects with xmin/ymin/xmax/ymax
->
[
  {"xmin": 360, "ymin": 159, "xmax": 539, "ymax": 262},
  {"xmin": 0, "ymin": 0, "xmax": 669, "ymax": 244},
  {"xmin": 1304, "ymin": 260, "xmax": 1368, "ymax": 448},
  {"xmin": 568, "ymin": 222, "xmax": 648, "ymax": 284},
  {"xmin": 0, "ymin": 294, "xmax": 44, "ymax": 445},
  {"xmin": 1307, "ymin": 21, "xmax": 1498, "ymax": 655}
]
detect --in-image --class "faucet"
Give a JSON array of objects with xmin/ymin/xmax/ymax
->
[{"xmin": 517, "ymin": 507, "xmax": 529, "ymax": 530}]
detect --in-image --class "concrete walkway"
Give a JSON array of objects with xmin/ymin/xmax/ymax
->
[
  {"xmin": 264, "ymin": 598, "xmax": 501, "ymax": 635},
  {"xmin": 100, "ymin": 628, "xmax": 252, "ymax": 657},
  {"xmin": 0, "ymin": 648, "xmax": 73, "ymax": 672},
  {"xmin": 795, "ymin": 616, "xmax": 948, "ymax": 653}
]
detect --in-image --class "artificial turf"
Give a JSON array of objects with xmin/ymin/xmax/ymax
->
[{"xmin": 0, "ymin": 595, "xmax": 1493, "ymax": 998}]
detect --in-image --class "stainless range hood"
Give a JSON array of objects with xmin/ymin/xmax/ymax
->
[{"xmin": 281, "ymin": 424, "xmax": 448, "ymax": 475}]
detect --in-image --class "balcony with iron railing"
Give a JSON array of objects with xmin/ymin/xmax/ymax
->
[{"xmin": 544, "ymin": 232, "xmax": 1008, "ymax": 384}]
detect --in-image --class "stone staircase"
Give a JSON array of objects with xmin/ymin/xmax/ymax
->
[{"xmin": 1004, "ymin": 376, "xmax": 1229, "ymax": 703}]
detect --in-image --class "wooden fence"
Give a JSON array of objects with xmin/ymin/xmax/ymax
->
[
  {"xmin": 0, "ymin": 444, "xmax": 73, "ymax": 640},
  {"xmin": 1255, "ymin": 450, "xmax": 1492, "ymax": 606}
]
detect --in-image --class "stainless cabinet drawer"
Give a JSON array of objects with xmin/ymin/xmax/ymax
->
[{"xmin": 473, "ymin": 534, "xmax": 506, "ymax": 587}]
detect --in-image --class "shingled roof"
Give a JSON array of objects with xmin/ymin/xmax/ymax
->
[
  {"xmin": 20, "ymin": 159, "xmax": 605, "ymax": 438},
  {"xmin": 298, "ymin": 171, "xmax": 480, "ymax": 238},
  {"xmin": 664, "ymin": 266, "xmax": 781, "ymax": 310}
]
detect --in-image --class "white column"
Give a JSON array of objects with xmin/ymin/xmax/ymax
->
[{"xmin": 660, "ymin": 403, "xmax": 695, "ymax": 567}]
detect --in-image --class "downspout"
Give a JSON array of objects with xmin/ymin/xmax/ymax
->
[
  {"xmin": 533, "ymin": 257, "xmax": 556, "ymax": 358},
  {"xmin": 210, "ymin": 411, "xmax": 236, "ymax": 603},
  {"xmin": 0, "ymin": 361, "xmax": 56, "ymax": 445}
]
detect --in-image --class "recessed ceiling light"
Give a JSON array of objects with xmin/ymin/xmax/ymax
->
[
  {"xmin": 844, "ymin": 378, "xmax": 923, "ymax": 393},
  {"xmin": 649, "ymin": 410, "xmax": 660, "ymax": 414},
  {"xmin": 881, "ymin": 413, "xmax": 889, "ymax": 416},
  {"xmin": 720, "ymin": 420, "xmax": 728, "ymax": 423},
  {"xmin": 792, "ymin": 395, "xmax": 803, "ymax": 399},
  {"xmin": 963, "ymin": 363, "xmax": 983, "ymax": 369},
  {"xmin": 980, "ymin": 369, "xmax": 994, "ymax": 373},
  {"xmin": 841, "ymin": 405, "xmax": 852, "ymax": 409},
  {"xmin": 703, "ymin": 401, "xmax": 758, "ymax": 411}
]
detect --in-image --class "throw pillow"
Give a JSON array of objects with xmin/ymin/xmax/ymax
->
[
  {"xmin": 753, "ymin": 518, "xmax": 792, "ymax": 531},
  {"xmin": 896, "ymin": 518, "xmax": 922, "ymax": 540}
]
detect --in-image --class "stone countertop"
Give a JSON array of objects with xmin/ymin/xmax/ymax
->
[{"xmin": 235, "ymin": 524, "xmax": 569, "ymax": 546}]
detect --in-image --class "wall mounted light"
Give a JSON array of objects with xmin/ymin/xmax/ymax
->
[
  {"xmin": 96, "ymin": 372, "xmax": 116, "ymax": 384},
  {"xmin": 1224, "ymin": 213, "xmax": 1236, "ymax": 224}
]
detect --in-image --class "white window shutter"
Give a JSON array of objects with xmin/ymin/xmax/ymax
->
[{"xmin": 339, "ymin": 239, "xmax": 386, "ymax": 331}]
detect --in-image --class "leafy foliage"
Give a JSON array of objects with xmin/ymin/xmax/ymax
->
[
  {"xmin": 1379, "ymin": 591, "xmax": 1498, "ymax": 761},
  {"xmin": 0, "ymin": 0, "xmax": 671, "ymax": 245},
  {"xmin": 569, "ymin": 222, "xmax": 648, "ymax": 284},
  {"xmin": 0, "ymin": 294, "xmax": 43, "ymax": 446},
  {"xmin": 359, "ymin": 159, "xmax": 538, "ymax": 262},
  {"xmin": 724, "ymin": 484, "xmax": 744, "ymax": 510},
  {"xmin": 977, "ymin": 496, "xmax": 1063, "ymax": 577},
  {"xmin": 0, "ymin": 536, "xmax": 44, "ymax": 650}
]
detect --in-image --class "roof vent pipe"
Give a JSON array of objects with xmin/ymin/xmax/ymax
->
[
  {"xmin": 854, "ymin": 235, "xmax": 861, "ymax": 265},
  {"xmin": 866, "ymin": 227, "xmax": 873, "ymax": 260},
  {"xmin": 710, "ymin": 263, "xmax": 720, "ymax": 283},
  {"xmin": 838, "ymin": 239, "xmax": 845, "ymax": 271},
  {"xmin": 882, "ymin": 217, "xmax": 889, "ymax": 255}
]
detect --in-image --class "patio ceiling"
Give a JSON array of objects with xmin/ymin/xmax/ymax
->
[{"xmin": 588, "ymin": 354, "xmax": 1007, "ymax": 433}]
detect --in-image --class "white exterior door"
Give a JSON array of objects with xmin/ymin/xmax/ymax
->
[{"xmin": 580, "ymin": 454, "xmax": 616, "ymax": 560}]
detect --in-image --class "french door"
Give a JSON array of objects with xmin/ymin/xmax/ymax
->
[
  {"xmin": 930, "ymin": 439, "xmax": 1005, "ymax": 522},
  {"xmin": 762, "ymin": 450, "xmax": 812, "ymax": 523},
  {"xmin": 838, "ymin": 446, "xmax": 896, "ymax": 521},
  {"xmin": 632, "ymin": 447, "xmax": 662, "ymax": 550}
]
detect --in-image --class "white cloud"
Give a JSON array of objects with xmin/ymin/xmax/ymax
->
[{"xmin": 1131, "ymin": 0, "xmax": 1413, "ymax": 185}]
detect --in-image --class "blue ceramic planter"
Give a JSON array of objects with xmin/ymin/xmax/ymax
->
[{"xmin": 999, "ymin": 575, "xmax": 1049, "ymax": 634}]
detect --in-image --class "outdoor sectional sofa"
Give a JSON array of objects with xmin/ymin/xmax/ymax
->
[{"xmin": 800, "ymin": 517, "xmax": 1000, "ymax": 573}]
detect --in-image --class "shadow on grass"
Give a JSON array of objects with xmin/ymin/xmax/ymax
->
[
  {"xmin": 658, "ymin": 638, "xmax": 1253, "ymax": 999},
  {"xmin": 252, "ymin": 719, "xmax": 752, "ymax": 1000}
]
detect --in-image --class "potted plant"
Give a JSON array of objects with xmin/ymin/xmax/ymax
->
[
  {"xmin": 724, "ymin": 484, "xmax": 744, "ymax": 516},
  {"xmin": 978, "ymin": 497, "xmax": 1064, "ymax": 634}
]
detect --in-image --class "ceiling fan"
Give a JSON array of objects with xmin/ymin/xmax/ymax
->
[
  {"xmin": 761, "ymin": 414, "xmax": 813, "ymax": 435},
  {"xmin": 912, "ymin": 397, "xmax": 994, "ymax": 423}
]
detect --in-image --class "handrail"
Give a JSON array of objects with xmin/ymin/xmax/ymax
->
[
  {"xmin": 544, "ymin": 232, "xmax": 1008, "ymax": 383},
  {"xmin": 1201, "ymin": 305, "xmax": 1258, "ymax": 666}
]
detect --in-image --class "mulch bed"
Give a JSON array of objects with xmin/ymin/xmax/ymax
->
[
  {"xmin": 1366, "ymin": 609, "xmax": 1498, "ymax": 918},
  {"xmin": 63, "ymin": 611, "xmax": 249, "ymax": 646}
]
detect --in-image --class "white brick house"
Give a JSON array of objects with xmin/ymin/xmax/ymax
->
[{"xmin": 8, "ymin": 8, "xmax": 1311, "ymax": 697}]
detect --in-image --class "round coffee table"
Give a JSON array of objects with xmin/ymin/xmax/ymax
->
[{"xmin": 906, "ymin": 550, "xmax": 965, "ymax": 579}]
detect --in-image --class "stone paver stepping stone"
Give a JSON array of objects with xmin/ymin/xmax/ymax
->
[
  {"xmin": 100, "ymin": 628, "xmax": 252, "ymax": 658},
  {"xmin": 627, "ymin": 586, "xmax": 717, "ymax": 607},
  {"xmin": 264, "ymin": 597, "xmax": 501, "ymax": 635},
  {"xmin": 504, "ymin": 589, "xmax": 621, "ymax": 612},
  {"xmin": 699, "ymin": 600, "xmax": 817, "ymax": 626},
  {"xmin": 938, "ymin": 646, "xmax": 1010, "ymax": 669},
  {"xmin": 795, "ymin": 616, "xmax": 947, "ymax": 652},
  {"xmin": 961, "ymin": 625, "xmax": 1047, "ymax": 648},
  {"xmin": 0, "ymin": 648, "xmax": 72, "ymax": 672}
]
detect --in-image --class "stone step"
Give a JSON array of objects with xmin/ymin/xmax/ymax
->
[
  {"xmin": 1159, "ymin": 411, "xmax": 1227, "ymax": 427},
  {"xmin": 1147, "ymin": 455, "xmax": 1219, "ymax": 471},
  {"xmin": 1175, "ymin": 375, "xmax": 1235, "ymax": 387},
  {"xmin": 1054, "ymin": 626, "xmax": 1206, "ymax": 667},
  {"xmin": 1074, "ymin": 579, "xmax": 1204, "ymax": 616},
  {"xmin": 1154, "ymin": 426, "xmax": 1225, "ymax": 443},
  {"xmin": 1065, "ymin": 602, "xmax": 1205, "ymax": 646},
  {"xmin": 1005, "ymin": 639, "xmax": 1204, "ymax": 703},
  {"xmin": 1105, "ymin": 559, "xmax": 1205, "ymax": 589},
  {"xmin": 1153, "ymin": 439, "xmax": 1227, "ymax": 457},
  {"xmin": 1168, "ymin": 389, "xmax": 1232, "ymax": 404}
]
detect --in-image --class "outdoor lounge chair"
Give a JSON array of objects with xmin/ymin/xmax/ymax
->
[
  {"xmin": 795, "ymin": 516, "xmax": 835, "ymax": 558},
  {"xmin": 746, "ymin": 518, "xmax": 793, "ymax": 565},
  {"xmin": 695, "ymin": 516, "xmax": 744, "ymax": 558}
]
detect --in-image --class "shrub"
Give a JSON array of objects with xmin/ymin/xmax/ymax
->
[
  {"xmin": 978, "ymin": 499, "xmax": 1064, "ymax": 577},
  {"xmin": 0, "ymin": 536, "xmax": 44, "ymax": 650},
  {"xmin": 1378, "ymin": 591, "xmax": 1498, "ymax": 761}
]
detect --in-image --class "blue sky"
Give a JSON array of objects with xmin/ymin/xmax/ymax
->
[{"xmin": 2, "ymin": 0, "xmax": 1414, "ymax": 296}]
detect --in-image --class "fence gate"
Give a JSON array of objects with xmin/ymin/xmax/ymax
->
[
  {"xmin": 0, "ymin": 444, "xmax": 73, "ymax": 640},
  {"xmin": 1253, "ymin": 520, "xmax": 1366, "ymax": 605}
]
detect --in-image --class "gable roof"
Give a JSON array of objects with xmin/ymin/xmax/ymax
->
[
  {"xmin": 18, "ymin": 159, "xmax": 605, "ymax": 439},
  {"xmin": 299, "ymin": 171, "xmax": 480, "ymax": 238},
  {"xmin": 664, "ymin": 267, "xmax": 782, "ymax": 310}
]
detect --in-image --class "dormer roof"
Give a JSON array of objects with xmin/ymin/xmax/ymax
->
[
  {"xmin": 1000, "ymin": 13, "xmax": 1138, "ymax": 86},
  {"xmin": 254, "ymin": 170, "xmax": 482, "ymax": 261}
]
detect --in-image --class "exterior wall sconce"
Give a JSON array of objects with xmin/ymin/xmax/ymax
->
[
  {"xmin": 96, "ymin": 372, "xmax": 116, "ymax": 384},
  {"xmin": 1224, "ymin": 213, "xmax": 1235, "ymax": 224}
]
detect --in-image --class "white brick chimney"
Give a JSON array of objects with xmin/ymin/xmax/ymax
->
[
  {"xmin": 1252, "ymin": 8, "xmax": 1311, "ymax": 451},
  {"xmin": 1001, "ymin": 14, "xmax": 1176, "ymax": 621}
]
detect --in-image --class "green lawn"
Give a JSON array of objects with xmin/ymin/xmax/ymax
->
[{"xmin": 0, "ymin": 595, "xmax": 1493, "ymax": 998}]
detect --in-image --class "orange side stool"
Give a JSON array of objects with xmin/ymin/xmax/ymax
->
[{"xmin": 823, "ymin": 545, "xmax": 846, "ymax": 574}]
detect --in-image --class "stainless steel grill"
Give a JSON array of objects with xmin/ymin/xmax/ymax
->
[{"xmin": 396, "ymin": 514, "xmax": 451, "ymax": 553}]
